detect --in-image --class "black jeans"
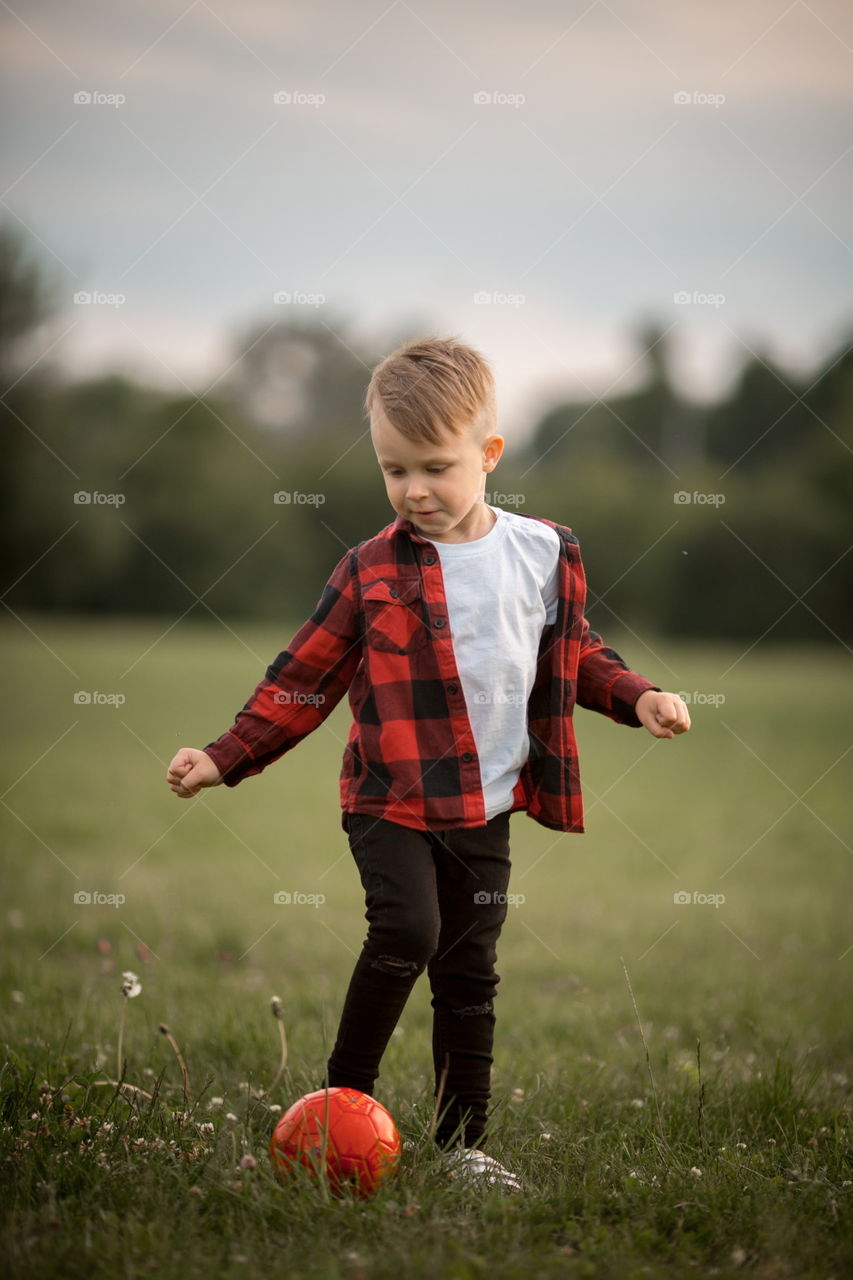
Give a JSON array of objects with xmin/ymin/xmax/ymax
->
[{"xmin": 326, "ymin": 809, "xmax": 512, "ymax": 1148}]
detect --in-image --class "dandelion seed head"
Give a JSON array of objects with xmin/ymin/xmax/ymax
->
[{"xmin": 121, "ymin": 972, "xmax": 141, "ymax": 999}]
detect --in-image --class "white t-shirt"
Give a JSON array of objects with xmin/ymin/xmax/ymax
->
[{"xmin": 429, "ymin": 506, "xmax": 560, "ymax": 819}]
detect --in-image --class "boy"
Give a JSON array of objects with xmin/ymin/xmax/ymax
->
[{"xmin": 166, "ymin": 336, "xmax": 690, "ymax": 1191}]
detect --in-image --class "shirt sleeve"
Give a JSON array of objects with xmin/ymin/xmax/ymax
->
[
  {"xmin": 576, "ymin": 617, "xmax": 660, "ymax": 726},
  {"xmin": 202, "ymin": 549, "xmax": 362, "ymax": 785}
]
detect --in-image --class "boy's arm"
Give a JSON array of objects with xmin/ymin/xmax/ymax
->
[
  {"xmin": 200, "ymin": 550, "xmax": 362, "ymax": 786},
  {"xmin": 575, "ymin": 617, "xmax": 661, "ymax": 726}
]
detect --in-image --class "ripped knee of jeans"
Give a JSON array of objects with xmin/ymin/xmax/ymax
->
[
  {"xmin": 452, "ymin": 1000, "xmax": 494, "ymax": 1018},
  {"xmin": 370, "ymin": 953, "xmax": 423, "ymax": 977}
]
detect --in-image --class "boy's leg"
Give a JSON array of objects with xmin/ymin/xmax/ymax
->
[
  {"xmin": 426, "ymin": 809, "xmax": 512, "ymax": 1149},
  {"xmin": 326, "ymin": 813, "xmax": 441, "ymax": 1095}
]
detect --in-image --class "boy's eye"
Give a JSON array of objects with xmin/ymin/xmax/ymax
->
[{"xmin": 427, "ymin": 466, "xmax": 446, "ymax": 474}]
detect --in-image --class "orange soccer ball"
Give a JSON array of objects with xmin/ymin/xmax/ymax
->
[{"xmin": 269, "ymin": 1087, "xmax": 401, "ymax": 1197}]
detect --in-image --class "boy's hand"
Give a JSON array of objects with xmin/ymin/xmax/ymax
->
[
  {"xmin": 634, "ymin": 690, "xmax": 691, "ymax": 739},
  {"xmin": 166, "ymin": 748, "xmax": 223, "ymax": 798}
]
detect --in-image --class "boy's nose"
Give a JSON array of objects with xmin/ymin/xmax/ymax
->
[{"xmin": 406, "ymin": 478, "xmax": 429, "ymax": 500}]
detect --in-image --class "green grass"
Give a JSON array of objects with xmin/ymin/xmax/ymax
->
[{"xmin": 1, "ymin": 615, "xmax": 851, "ymax": 1279}]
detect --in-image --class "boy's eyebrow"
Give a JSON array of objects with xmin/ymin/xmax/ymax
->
[{"xmin": 377, "ymin": 452, "xmax": 456, "ymax": 467}]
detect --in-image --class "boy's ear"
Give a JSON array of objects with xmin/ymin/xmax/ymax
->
[{"xmin": 483, "ymin": 434, "xmax": 504, "ymax": 471}]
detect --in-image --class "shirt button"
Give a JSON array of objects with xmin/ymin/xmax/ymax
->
[
  {"xmin": 462, "ymin": 752, "xmax": 473, "ymax": 763},
  {"xmin": 448, "ymin": 682, "xmax": 458, "ymax": 694},
  {"xmin": 434, "ymin": 618, "xmax": 446, "ymax": 629},
  {"xmin": 389, "ymin": 587, "xmax": 399, "ymax": 598},
  {"xmin": 424, "ymin": 554, "xmax": 436, "ymax": 565}
]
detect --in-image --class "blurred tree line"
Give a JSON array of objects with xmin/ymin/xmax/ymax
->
[{"xmin": 2, "ymin": 224, "xmax": 850, "ymax": 643}]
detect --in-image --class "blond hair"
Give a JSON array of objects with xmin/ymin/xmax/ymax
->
[{"xmin": 365, "ymin": 336, "xmax": 496, "ymax": 444}]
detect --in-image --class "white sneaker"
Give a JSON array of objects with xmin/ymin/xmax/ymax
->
[{"xmin": 441, "ymin": 1147, "xmax": 523, "ymax": 1193}]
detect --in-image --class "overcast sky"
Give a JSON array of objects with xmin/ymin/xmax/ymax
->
[{"xmin": 2, "ymin": 0, "xmax": 851, "ymax": 435}]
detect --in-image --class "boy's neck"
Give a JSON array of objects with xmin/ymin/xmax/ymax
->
[{"xmin": 426, "ymin": 501, "xmax": 497, "ymax": 545}]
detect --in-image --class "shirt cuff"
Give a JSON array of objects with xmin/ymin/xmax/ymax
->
[
  {"xmin": 612, "ymin": 673, "xmax": 661, "ymax": 726},
  {"xmin": 203, "ymin": 732, "xmax": 253, "ymax": 786}
]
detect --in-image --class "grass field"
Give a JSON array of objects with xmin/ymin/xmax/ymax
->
[{"xmin": 1, "ymin": 616, "xmax": 851, "ymax": 1279}]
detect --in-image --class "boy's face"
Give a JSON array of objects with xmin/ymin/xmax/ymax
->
[{"xmin": 370, "ymin": 402, "xmax": 504, "ymax": 543}]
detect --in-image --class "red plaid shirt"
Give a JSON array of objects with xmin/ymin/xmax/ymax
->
[{"xmin": 203, "ymin": 513, "xmax": 659, "ymax": 833}]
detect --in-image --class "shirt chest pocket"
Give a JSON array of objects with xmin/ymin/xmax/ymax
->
[{"xmin": 362, "ymin": 577, "xmax": 431, "ymax": 654}]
